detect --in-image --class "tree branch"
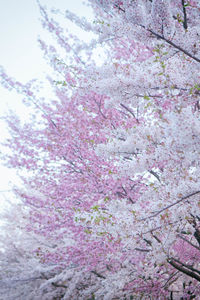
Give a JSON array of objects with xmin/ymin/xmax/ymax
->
[
  {"xmin": 135, "ymin": 247, "xmax": 150, "ymax": 252},
  {"xmin": 146, "ymin": 27, "xmax": 200, "ymax": 63},
  {"xmin": 162, "ymin": 271, "xmax": 179, "ymax": 289},
  {"xmin": 109, "ymin": 3, "xmax": 200, "ymax": 63},
  {"xmin": 168, "ymin": 258, "xmax": 200, "ymax": 281},
  {"xmin": 120, "ymin": 103, "xmax": 139, "ymax": 123},
  {"xmin": 51, "ymin": 282, "xmax": 68, "ymax": 288},
  {"xmin": 140, "ymin": 191, "xmax": 200, "ymax": 221},
  {"xmin": 178, "ymin": 235, "xmax": 200, "ymax": 251},
  {"xmin": 91, "ymin": 270, "xmax": 106, "ymax": 279},
  {"xmin": 114, "ymin": 4, "xmax": 125, "ymax": 13},
  {"xmin": 149, "ymin": 170, "xmax": 160, "ymax": 182},
  {"xmin": 181, "ymin": 0, "xmax": 188, "ymax": 30},
  {"xmin": 168, "ymin": 259, "xmax": 200, "ymax": 281}
]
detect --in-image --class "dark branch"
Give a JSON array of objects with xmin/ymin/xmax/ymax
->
[
  {"xmin": 106, "ymin": 2, "xmax": 199, "ymax": 63},
  {"xmin": 52, "ymin": 282, "xmax": 68, "ymax": 288},
  {"xmin": 151, "ymin": 232, "xmax": 161, "ymax": 243},
  {"xmin": 91, "ymin": 270, "xmax": 106, "ymax": 279},
  {"xmin": 181, "ymin": 0, "xmax": 188, "ymax": 30},
  {"xmin": 120, "ymin": 103, "xmax": 139, "ymax": 123},
  {"xmin": 162, "ymin": 271, "xmax": 179, "ymax": 289},
  {"xmin": 146, "ymin": 27, "xmax": 200, "ymax": 63},
  {"xmin": 194, "ymin": 229, "xmax": 200, "ymax": 246},
  {"xmin": 149, "ymin": 170, "xmax": 160, "ymax": 182},
  {"xmin": 135, "ymin": 247, "xmax": 150, "ymax": 252},
  {"xmin": 168, "ymin": 258, "xmax": 200, "ymax": 281},
  {"xmin": 143, "ymin": 238, "xmax": 152, "ymax": 246},
  {"xmin": 114, "ymin": 4, "xmax": 125, "ymax": 12},
  {"xmin": 178, "ymin": 235, "xmax": 200, "ymax": 251}
]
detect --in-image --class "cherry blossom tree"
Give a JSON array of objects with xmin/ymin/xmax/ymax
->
[{"xmin": 0, "ymin": 0, "xmax": 200, "ymax": 298}]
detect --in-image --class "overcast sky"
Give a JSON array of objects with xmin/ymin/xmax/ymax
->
[{"xmin": 0, "ymin": 0, "xmax": 93, "ymax": 205}]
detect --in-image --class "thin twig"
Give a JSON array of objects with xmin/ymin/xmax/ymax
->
[
  {"xmin": 140, "ymin": 191, "xmax": 200, "ymax": 221},
  {"xmin": 91, "ymin": 270, "xmax": 106, "ymax": 279},
  {"xmin": 149, "ymin": 170, "xmax": 160, "ymax": 182},
  {"xmin": 162, "ymin": 271, "xmax": 179, "ymax": 289},
  {"xmin": 135, "ymin": 247, "xmax": 150, "ymax": 252},
  {"xmin": 178, "ymin": 235, "xmax": 200, "ymax": 251},
  {"xmin": 120, "ymin": 103, "xmax": 139, "ymax": 123}
]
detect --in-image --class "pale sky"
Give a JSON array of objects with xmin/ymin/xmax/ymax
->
[{"xmin": 0, "ymin": 0, "xmax": 94, "ymax": 207}]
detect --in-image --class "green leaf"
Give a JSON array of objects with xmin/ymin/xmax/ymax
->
[
  {"xmin": 91, "ymin": 205, "xmax": 99, "ymax": 211},
  {"xmin": 84, "ymin": 229, "xmax": 92, "ymax": 234},
  {"xmin": 104, "ymin": 196, "xmax": 109, "ymax": 202},
  {"xmin": 194, "ymin": 84, "xmax": 200, "ymax": 91}
]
